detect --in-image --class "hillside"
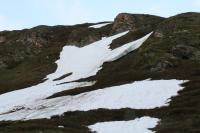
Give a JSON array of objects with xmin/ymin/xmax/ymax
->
[{"xmin": 0, "ymin": 12, "xmax": 200, "ymax": 133}]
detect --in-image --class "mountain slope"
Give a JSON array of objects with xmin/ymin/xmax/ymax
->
[{"xmin": 0, "ymin": 12, "xmax": 200, "ymax": 133}]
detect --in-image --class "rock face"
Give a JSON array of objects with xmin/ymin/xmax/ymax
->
[
  {"xmin": 111, "ymin": 13, "xmax": 136, "ymax": 33},
  {"xmin": 111, "ymin": 13, "xmax": 165, "ymax": 34}
]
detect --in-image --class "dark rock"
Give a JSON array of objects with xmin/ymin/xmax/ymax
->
[
  {"xmin": 172, "ymin": 45, "xmax": 194, "ymax": 59},
  {"xmin": 150, "ymin": 60, "xmax": 174, "ymax": 72}
]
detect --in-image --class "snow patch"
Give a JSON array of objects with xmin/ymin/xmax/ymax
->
[
  {"xmin": 0, "ymin": 80, "xmax": 185, "ymax": 121},
  {"xmin": 89, "ymin": 23, "xmax": 111, "ymax": 28},
  {"xmin": 47, "ymin": 31, "xmax": 152, "ymax": 84},
  {"xmin": 46, "ymin": 31, "xmax": 129, "ymax": 83},
  {"xmin": 88, "ymin": 117, "xmax": 159, "ymax": 133},
  {"xmin": 58, "ymin": 125, "xmax": 64, "ymax": 128},
  {"xmin": 107, "ymin": 32, "xmax": 152, "ymax": 62},
  {"xmin": 0, "ymin": 81, "xmax": 95, "ymax": 115}
]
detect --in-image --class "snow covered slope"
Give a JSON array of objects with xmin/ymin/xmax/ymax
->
[
  {"xmin": 0, "ymin": 30, "xmax": 186, "ymax": 131},
  {"xmin": 88, "ymin": 117, "xmax": 159, "ymax": 133},
  {"xmin": 46, "ymin": 31, "xmax": 129, "ymax": 83},
  {"xmin": 0, "ymin": 79, "xmax": 184, "ymax": 121},
  {"xmin": 1, "ymin": 12, "xmax": 200, "ymax": 133},
  {"xmin": 46, "ymin": 31, "xmax": 152, "ymax": 84},
  {"xmin": 0, "ymin": 31, "xmax": 154, "ymax": 121}
]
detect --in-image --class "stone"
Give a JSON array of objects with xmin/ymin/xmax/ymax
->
[
  {"xmin": 0, "ymin": 36, "xmax": 5, "ymax": 43},
  {"xmin": 172, "ymin": 45, "xmax": 193, "ymax": 59},
  {"xmin": 151, "ymin": 60, "xmax": 173, "ymax": 72},
  {"xmin": 154, "ymin": 31, "xmax": 164, "ymax": 38}
]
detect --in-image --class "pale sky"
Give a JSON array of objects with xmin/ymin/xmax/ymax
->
[{"xmin": 0, "ymin": 0, "xmax": 200, "ymax": 31}]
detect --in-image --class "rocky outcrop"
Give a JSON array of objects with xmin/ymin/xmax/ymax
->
[
  {"xmin": 111, "ymin": 13, "xmax": 165, "ymax": 34},
  {"xmin": 111, "ymin": 13, "xmax": 136, "ymax": 33}
]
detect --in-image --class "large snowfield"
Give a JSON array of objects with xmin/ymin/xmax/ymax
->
[
  {"xmin": 0, "ymin": 79, "xmax": 184, "ymax": 121},
  {"xmin": 0, "ymin": 31, "xmax": 186, "ymax": 132}
]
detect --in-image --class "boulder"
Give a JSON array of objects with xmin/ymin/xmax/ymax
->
[
  {"xmin": 0, "ymin": 36, "xmax": 5, "ymax": 43},
  {"xmin": 172, "ymin": 45, "xmax": 193, "ymax": 59}
]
